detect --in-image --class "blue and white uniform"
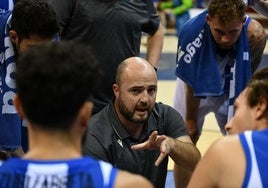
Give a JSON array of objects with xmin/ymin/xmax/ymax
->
[
  {"xmin": 0, "ymin": 156, "xmax": 118, "ymax": 188},
  {"xmin": 0, "ymin": 11, "xmax": 22, "ymax": 151},
  {"xmin": 174, "ymin": 10, "xmax": 252, "ymax": 135},
  {"xmin": 239, "ymin": 129, "xmax": 268, "ymax": 188},
  {"xmin": 0, "ymin": 0, "xmax": 14, "ymax": 15}
]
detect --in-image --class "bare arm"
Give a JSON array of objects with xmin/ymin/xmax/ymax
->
[
  {"xmin": 171, "ymin": 136, "xmax": 201, "ymax": 188},
  {"xmin": 247, "ymin": 18, "xmax": 266, "ymax": 73},
  {"xmin": 188, "ymin": 136, "xmax": 245, "ymax": 188},
  {"xmin": 115, "ymin": 170, "xmax": 153, "ymax": 188},
  {"xmin": 188, "ymin": 139, "xmax": 223, "ymax": 188},
  {"xmin": 185, "ymin": 85, "xmax": 200, "ymax": 144},
  {"xmin": 146, "ymin": 24, "xmax": 164, "ymax": 68},
  {"xmin": 169, "ymin": 136, "xmax": 200, "ymax": 172}
]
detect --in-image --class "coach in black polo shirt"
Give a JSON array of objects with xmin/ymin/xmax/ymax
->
[{"xmin": 82, "ymin": 57, "xmax": 201, "ymax": 188}]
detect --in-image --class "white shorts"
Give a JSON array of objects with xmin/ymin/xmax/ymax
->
[{"xmin": 173, "ymin": 78, "xmax": 228, "ymax": 135}]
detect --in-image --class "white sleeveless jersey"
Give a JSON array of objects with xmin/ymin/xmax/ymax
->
[{"xmin": 239, "ymin": 129, "xmax": 268, "ymax": 188}]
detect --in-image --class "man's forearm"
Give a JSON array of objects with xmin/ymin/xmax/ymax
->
[
  {"xmin": 248, "ymin": 19, "xmax": 266, "ymax": 73},
  {"xmin": 146, "ymin": 24, "xmax": 164, "ymax": 68},
  {"xmin": 169, "ymin": 137, "xmax": 200, "ymax": 187},
  {"xmin": 185, "ymin": 85, "xmax": 200, "ymax": 122},
  {"xmin": 185, "ymin": 85, "xmax": 200, "ymax": 144},
  {"xmin": 169, "ymin": 137, "xmax": 201, "ymax": 171}
]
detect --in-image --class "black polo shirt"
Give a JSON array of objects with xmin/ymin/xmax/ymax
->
[{"xmin": 82, "ymin": 102, "xmax": 188, "ymax": 188}]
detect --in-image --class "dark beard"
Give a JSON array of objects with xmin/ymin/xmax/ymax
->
[{"xmin": 118, "ymin": 98, "xmax": 150, "ymax": 124}]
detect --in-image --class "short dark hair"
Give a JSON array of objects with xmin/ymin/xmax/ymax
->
[
  {"xmin": 11, "ymin": 0, "xmax": 59, "ymax": 40},
  {"xmin": 208, "ymin": 0, "xmax": 246, "ymax": 25},
  {"xmin": 15, "ymin": 41, "xmax": 101, "ymax": 130},
  {"xmin": 247, "ymin": 67, "xmax": 268, "ymax": 117}
]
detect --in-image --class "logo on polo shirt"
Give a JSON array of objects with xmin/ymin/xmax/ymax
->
[{"xmin": 117, "ymin": 139, "xmax": 123, "ymax": 147}]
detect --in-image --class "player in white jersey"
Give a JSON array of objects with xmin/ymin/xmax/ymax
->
[
  {"xmin": 0, "ymin": 41, "xmax": 153, "ymax": 188},
  {"xmin": 187, "ymin": 67, "xmax": 268, "ymax": 187}
]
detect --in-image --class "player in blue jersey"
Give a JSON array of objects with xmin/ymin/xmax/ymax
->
[
  {"xmin": 188, "ymin": 67, "xmax": 268, "ymax": 188},
  {"xmin": 0, "ymin": 0, "xmax": 60, "ymax": 158},
  {"xmin": 0, "ymin": 0, "xmax": 15, "ymax": 15},
  {"xmin": 0, "ymin": 41, "xmax": 153, "ymax": 188},
  {"xmin": 173, "ymin": 0, "xmax": 266, "ymax": 145}
]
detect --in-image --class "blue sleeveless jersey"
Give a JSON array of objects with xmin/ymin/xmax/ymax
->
[
  {"xmin": 0, "ymin": 0, "xmax": 14, "ymax": 15},
  {"xmin": 239, "ymin": 129, "xmax": 268, "ymax": 188},
  {"xmin": 0, "ymin": 156, "xmax": 118, "ymax": 188},
  {"xmin": 0, "ymin": 11, "xmax": 22, "ymax": 150}
]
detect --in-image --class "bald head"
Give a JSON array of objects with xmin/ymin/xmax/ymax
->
[
  {"xmin": 115, "ymin": 57, "xmax": 157, "ymax": 86},
  {"xmin": 113, "ymin": 57, "xmax": 157, "ymax": 124}
]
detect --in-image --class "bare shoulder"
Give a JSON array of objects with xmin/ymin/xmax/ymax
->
[
  {"xmin": 200, "ymin": 135, "xmax": 241, "ymax": 165},
  {"xmin": 206, "ymin": 135, "xmax": 245, "ymax": 164},
  {"xmin": 247, "ymin": 18, "xmax": 266, "ymax": 42},
  {"xmin": 211, "ymin": 135, "xmax": 246, "ymax": 185},
  {"xmin": 210, "ymin": 135, "xmax": 241, "ymax": 153},
  {"xmin": 188, "ymin": 135, "xmax": 246, "ymax": 188},
  {"xmin": 247, "ymin": 18, "xmax": 266, "ymax": 72},
  {"xmin": 247, "ymin": 18, "xmax": 266, "ymax": 49},
  {"xmin": 114, "ymin": 170, "xmax": 153, "ymax": 188}
]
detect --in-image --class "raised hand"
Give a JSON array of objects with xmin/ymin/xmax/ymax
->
[{"xmin": 131, "ymin": 130, "xmax": 172, "ymax": 166}]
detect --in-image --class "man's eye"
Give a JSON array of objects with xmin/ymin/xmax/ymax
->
[
  {"xmin": 148, "ymin": 88, "xmax": 156, "ymax": 94},
  {"xmin": 131, "ymin": 89, "xmax": 140, "ymax": 94}
]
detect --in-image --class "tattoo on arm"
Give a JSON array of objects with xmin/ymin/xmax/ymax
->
[{"xmin": 249, "ymin": 20, "xmax": 266, "ymax": 73}]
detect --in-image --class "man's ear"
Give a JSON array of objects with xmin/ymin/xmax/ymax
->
[
  {"xmin": 9, "ymin": 30, "xmax": 18, "ymax": 44},
  {"xmin": 78, "ymin": 101, "xmax": 93, "ymax": 129},
  {"xmin": 13, "ymin": 94, "xmax": 25, "ymax": 119},
  {"xmin": 206, "ymin": 14, "xmax": 210, "ymax": 24},
  {"xmin": 113, "ymin": 84, "xmax": 119, "ymax": 97},
  {"xmin": 255, "ymin": 98, "xmax": 267, "ymax": 120}
]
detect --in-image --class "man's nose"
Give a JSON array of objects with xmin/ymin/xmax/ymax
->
[
  {"xmin": 139, "ymin": 91, "xmax": 149, "ymax": 103},
  {"xmin": 224, "ymin": 118, "xmax": 233, "ymax": 134},
  {"xmin": 221, "ymin": 34, "xmax": 230, "ymax": 43}
]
